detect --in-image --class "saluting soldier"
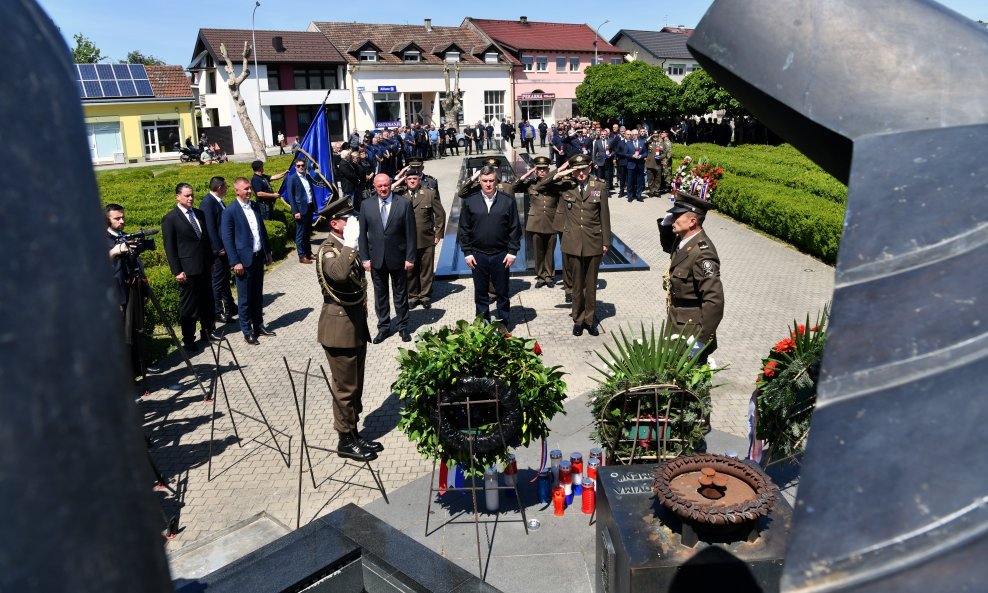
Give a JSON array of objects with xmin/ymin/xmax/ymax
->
[
  {"xmin": 316, "ymin": 197, "xmax": 382, "ymax": 462},
  {"xmin": 457, "ymin": 157, "xmax": 516, "ymax": 198},
  {"xmin": 535, "ymin": 154, "xmax": 611, "ymax": 335},
  {"xmin": 405, "ymin": 157, "xmax": 442, "ymax": 201},
  {"xmin": 515, "ymin": 156, "xmax": 558, "ymax": 288},
  {"xmin": 657, "ymin": 192, "xmax": 724, "ymax": 361},
  {"xmin": 391, "ymin": 166, "xmax": 447, "ymax": 309},
  {"xmin": 645, "ymin": 132, "xmax": 663, "ymax": 197},
  {"xmin": 660, "ymin": 131, "xmax": 674, "ymax": 193}
]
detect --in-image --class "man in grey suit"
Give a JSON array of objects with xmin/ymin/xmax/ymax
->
[{"xmin": 358, "ymin": 173, "xmax": 416, "ymax": 343}]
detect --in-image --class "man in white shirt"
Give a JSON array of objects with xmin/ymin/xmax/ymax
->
[{"xmin": 221, "ymin": 177, "xmax": 274, "ymax": 345}]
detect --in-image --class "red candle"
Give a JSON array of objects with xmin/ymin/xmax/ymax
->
[
  {"xmin": 553, "ymin": 486, "xmax": 566, "ymax": 516},
  {"xmin": 582, "ymin": 478, "xmax": 596, "ymax": 514}
]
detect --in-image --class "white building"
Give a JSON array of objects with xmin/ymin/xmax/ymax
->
[
  {"xmin": 188, "ymin": 29, "xmax": 350, "ymax": 154},
  {"xmin": 609, "ymin": 29, "xmax": 700, "ymax": 84},
  {"xmin": 309, "ymin": 20, "xmax": 511, "ymax": 133}
]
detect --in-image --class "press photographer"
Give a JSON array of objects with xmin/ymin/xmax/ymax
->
[{"xmin": 106, "ymin": 203, "xmax": 157, "ymax": 379}]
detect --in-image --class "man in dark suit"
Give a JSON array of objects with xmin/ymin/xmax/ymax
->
[
  {"xmin": 200, "ymin": 176, "xmax": 237, "ymax": 324},
  {"xmin": 457, "ymin": 165, "xmax": 522, "ymax": 326},
  {"xmin": 623, "ymin": 129, "xmax": 648, "ymax": 201},
  {"xmin": 161, "ymin": 182, "xmax": 217, "ymax": 351},
  {"xmin": 282, "ymin": 157, "xmax": 325, "ymax": 264},
  {"xmin": 358, "ymin": 173, "xmax": 416, "ymax": 343},
  {"xmin": 538, "ymin": 119, "xmax": 548, "ymax": 147},
  {"xmin": 591, "ymin": 127, "xmax": 614, "ymax": 192},
  {"xmin": 221, "ymin": 177, "xmax": 274, "ymax": 345}
]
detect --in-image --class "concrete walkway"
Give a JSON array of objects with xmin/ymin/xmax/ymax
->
[{"xmin": 147, "ymin": 142, "xmax": 834, "ymax": 579}]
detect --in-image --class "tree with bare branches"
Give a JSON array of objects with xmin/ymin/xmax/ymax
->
[{"xmin": 219, "ymin": 41, "xmax": 266, "ymax": 161}]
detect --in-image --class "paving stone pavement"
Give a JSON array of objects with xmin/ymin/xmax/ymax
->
[{"xmin": 146, "ymin": 143, "xmax": 834, "ymax": 554}]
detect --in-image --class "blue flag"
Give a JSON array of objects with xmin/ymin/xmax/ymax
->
[{"xmin": 279, "ymin": 104, "xmax": 334, "ymax": 218}]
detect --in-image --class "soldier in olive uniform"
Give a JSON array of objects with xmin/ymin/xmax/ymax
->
[
  {"xmin": 645, "ymin": 132, "xmax": 664, "ymax": 196},
  {"xmin": 405, "ymin": 158, "xmax": 442, "ymax": 202},
  {"xmin": 514, "ymin": 155, "xmax": 558, "ymax": 287},
  {"xmin": 657, "ymin": 192, "xmax": 724, "ymax": 361},
  {"xmin": 660, "ymin": 131, "xmax": 674, "ymax": 193},
  {"xmin": 535, "ymin": 154, "xmax": 611, "ymax": 335},
  {"xmin": 316, "ymin": 197, "xmax": 382, "ymax": 462},
  {"xmin": 391, "ymin": 168, "xmax": 447, "ymax": 309}
]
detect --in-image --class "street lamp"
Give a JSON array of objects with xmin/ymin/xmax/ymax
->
[
  {"xmin": 594, "ymin": 19, "xmax": 610, "ymax": 66},
  {"xmin": 252, "ymin": 0, "xmax": 267, "ymax": 150}
]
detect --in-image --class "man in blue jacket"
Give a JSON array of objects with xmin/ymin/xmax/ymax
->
[
  {"xmin": 282, "ymin": 157, "xmax": 325, "ymax": 263},
  {"xmin": 221, "ymin": 177, "xmax": 273, "ymax": 345}
]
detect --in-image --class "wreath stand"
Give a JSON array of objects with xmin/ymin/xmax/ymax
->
[
  {"xmin": 423, "ymin": 380, "xmax": 529, "ymax": 581},
  {"xmin": 285, "ymin": 357, "xmax": 388, "ymax": 529},
  {"xmin": 204, "ymin": 337, "xmax": 291, "ymax": 481}
]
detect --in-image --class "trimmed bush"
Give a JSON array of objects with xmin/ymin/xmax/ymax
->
[
  {"xmin": 142, "ymin": 264, "xmax": 180, "ymax": 335},
  {"xmin": 264, "ymin": 220, "xmax": 289, "ymax": 259}
]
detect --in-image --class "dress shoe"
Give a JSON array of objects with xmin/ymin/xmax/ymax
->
[
  {"xmin": 586, "ymin": 324, "xmax": 600, "ymax": 337},
  {"xmin": 372, "ymin": 330, "xmax": 391, "ymax": 344},
  {"xmin": 202, "ymin": 329, "xmax": 223, "ymax": 343},
  {"xmin": 573, "ymin": 324, "xmax": 584, "ymax": 336},
  {"xmin": 409, "ymin": 300, "xmax": 419, "ymax": 310},
  {"xmin": 217, "ymin": 313, "xmax": 234, "ymax": 324},
  {"xmin": 244, "ymin": 334, "xmax": 259, "ymax": 345},
  {"xmin": 353, "ymin": 430, "xmax": 384, "ymax": 452},
  {"xmin": 256, "ymin": 326, "xmax": 277, "ymax": 337},
  {"xmin": 182, "ymin": 341, "xmax": 200, "ymax": 352},
  {"xmin": 565, "ymin": 293, "xmax": 573, "ymax": 304},
  {"xmin": 546, "ymin": 280, "xmax": 556, "ymax": 288},
  {"xmin": 298, "ymin": 256, "xmax": 313, "ymax": 264},
  {"xmin": 400, "ymin": 330, "xmax": 412, "ymax": 342},
  {"xmin": 421, "ymin": 301, "xmax": 431, "ymax": 309},
  {"xmin": 337, "ymin": 431, "xmax": 378, "ymax": 462},
  {"xmin": 534, "ymin": 280, "xmax": 545, "ymax": 288}
]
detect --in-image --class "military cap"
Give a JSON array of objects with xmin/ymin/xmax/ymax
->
[
  {"xmin": 667, "ymin": 191, "xmax": 714, "ymax": 215},
  {"xmin": 318, "ymin": 196, "xmax": 355, "ymax": 220},
  {"xmin": 532, "ymin": 155, "xmax": 552, "ymax": 168},
  {"xmin": 407, "ymin": 158, "xmax": 425, "ymax": 169},
  {"xmin": 567, "ymin": 154, "xmax": 592, "ymax": 170},
  {"xmin": 484, "ymin": 157, "xmax": 501, "ymax": 167},
  {"xmin": 250, "ymin": 159, "xmax": 264, "ymax": 171}
]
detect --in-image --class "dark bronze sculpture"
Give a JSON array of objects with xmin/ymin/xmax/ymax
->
[{"xmin": 689, "ymin": 1, "xmax": 988, "ymax": 591}]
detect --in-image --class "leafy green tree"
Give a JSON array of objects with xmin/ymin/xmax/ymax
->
[
  {"xmin": 677, "ymin": 69, "xmax": 745, "ymax": 116},
  {"xmin": 576, "ymin": 61, "xmax": 678, "ymax": 124},
  {"xmin": 71, "ymin": 33, "xmax": 105, "ymax": 63},
  {"xmin": 124, "ymin": 50, "xmax": 166, "ymax": 66}
]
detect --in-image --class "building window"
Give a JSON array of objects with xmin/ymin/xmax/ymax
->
[
  {"xmin": 296, "ymin": 105, "xmax": 317, "ymax": 138},
  {"xmin": 687, "ymin": 64, "xmax": 701, "ymax": 73},
  {"xmin": 359, "ymin": 51, "xmax": 377, "ymax": 62},
  {"xmin": 293, "ymin": 68, "xmax": 338, "ymax": 90},
  {"xmin": 270, "ymin": 105, "xmax": 285, "ymax": 144},
  {"xmin": 204, "ymin": 70, "xmax": 216, "ymax": 94},
  {"xmin": 86, "ymin": 122, "xmax": 122, "ymax": 161},
  {"xmin": 667, "ymin": 64, "xmax": 685, "ymax": 76},
  {"xmin": 445, "ymin": 51, "xmax": 460, "ymax": 63},
  {"xmin": 536, "ymin": 56, "xmax": 548, "ymax": 72},
  {"xmin": 610, "ymin": 57, "xmax": 623, "ymax": 65},
  {"xmin": 438, "ymin": 91, "xmax": 465, "ymax": 125},
  {"xmin": 373, "ymin": 92, "xmax": 401, "ymax": 126},
  {"xmin": 485, "ymin": 52, "xmax": 498, "ymax": 64},
  {"xmin": 555, "ymin": 57, "xmax": 567, "ymax": 73},
  {"xmin": 521, "ymin": 55, "xmax": 533, "ymax": 71},
  {"xmin": 519, "ymin": 98, "xmax": 553, "ymax": 121},
  {"xmin": 569, "ymin": 57, "xmax": 580, "ymax": 72},
  {"xmin": 483, "ymin": 90, "xmax": 505, "ymax": 124},
  {"xmin": 266, "ymin": 67, "xmax": 280, "ymax": 91},
  {"xmin": 141, "ymin": 119, "xmax": 180, "ymax": 156},
  {"xmin": 404, "ymin": 51, "xmax": 420, "ymax": 63}
]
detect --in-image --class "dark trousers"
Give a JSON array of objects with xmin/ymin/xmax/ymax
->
[
  {"xmin": 234, "ymin": 254, "xmax": 265, "ymax": 337},
  {"xmin": 324, "ymin": 345, "xmax": 366, "ymax": 433},
  {"xmin": 617, "ymin": 162, "xmax": 628, "ymax": 194},
  {"xmin": 555, "ymin": 150, "xmax": 566, "ymax": 168},
  {"xmin": 531, "ymin": 232, "xmax": 556, "ymax": 284},
  {"xmin": 178, "ymin": 272, "xmax": 214, "ymax": 344},
  {"xmin": 475, "ymin": 138, "xmax": 484, "ymax": 154},
  {"xmin": 211, "ymin": 252, "xmax": 236, "ymax": 317},
  {"xmin": 471, "ymin": 251, "xmax": 510, "ymax": 324},
  {"xmin": 295, "ymin": 207, "xmax": 313, "ymax": 257},
  {"xmin": 370, "ymin": 266, "xmax": 409, "ymax": 332},
  {"xmin": 406, "ymin": 244, "xmax": 436, "ymax": 304},
  {"xmin": 626, "ymin": 167, "xmax": 643, "ymax": 199},
  {"xmin": 258, "ymin": 199, "xmax": 275, "ymax": 221},
  {"xmin": 464, "ymin": 140, "xmax": 473, "ymax": 155},
  {"xmin": 539, "ymin": 133, "xmax": 547, "ymax": 147},
  {"xmin": 599, "ymin": 160, "xmax": 615, "ymax": 191},
  {"xmin": 568, "ymin": 253, "xmax": 602, "ymax": 326},
  {"xmin": 523, "ymin": 138, "xmax": 535, "ymax": 152}
]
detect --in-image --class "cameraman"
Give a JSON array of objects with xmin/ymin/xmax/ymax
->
[
  {"xmin": 107, "ymin": 203, "xmax": 133, "ymax": 312},
  {"xmin": 107, "ymin": 204, "xmax": 150, "ymax": 378}
]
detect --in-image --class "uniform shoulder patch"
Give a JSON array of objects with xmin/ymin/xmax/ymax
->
[
  {"xmin": 324, "ymin": 251, "xmax": 336, "ymax": 258},
  {"xmin": 697, "ymin": 240, "xmax": 708, "ymax": 249},
  {"xmin": 700, "ymin": 259, "xmax": 719, "ymax": 278}
]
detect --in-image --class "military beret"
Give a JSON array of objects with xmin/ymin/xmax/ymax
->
[
  {"xmin": 318, "ymin": 196, "xmax": 355, "ymax": 220},
  {"xmin": 667, "ymin": 191, "xmax": 714, "ymax": 215},
  {"xmin": 532, "ymin": 155, "xmax": 552, "ymax": 168},
  {"xmin": 567, "ymin": 154, "xmax": 592, "ymax": 170}
]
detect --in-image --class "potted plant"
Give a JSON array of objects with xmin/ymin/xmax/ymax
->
[
  {"xmin": 393, "ymin": 318, "xmax": 567, "ymax": 474},
  {"xmin": 588, "ymin": 323, "xmax": 718, "ymax": 464}
]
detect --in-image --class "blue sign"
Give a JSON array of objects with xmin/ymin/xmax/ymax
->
[{"xmin": 377, "ymin": 85, "xmax": 397, "ymax": 92}]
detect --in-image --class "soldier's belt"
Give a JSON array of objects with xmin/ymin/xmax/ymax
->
[{"xmin": 671, "ymin": 298, "xmax": 703, "ymax": 308}]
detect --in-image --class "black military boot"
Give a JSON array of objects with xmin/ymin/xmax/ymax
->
[
  {"xmin": 353, "ymin": 430, "xmax": 384, "ymax": 453},
  {"xmin": 337, "ymin": 431, "xmax": 377, "ymax": 462}
]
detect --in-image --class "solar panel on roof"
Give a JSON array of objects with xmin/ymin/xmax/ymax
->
[
  {"xmin": 118, "ymin": 80, "xmax": 137, "ymax": 97},
  {"xmin": 75, "ymin": 80, "xmax": 84, "ymax": 97},
  {"xmin": 78, "ymin": 63, "xmax": 97, "ymax": 80},
  {"xmin": 134, "ymin": 80, "xmax": 154, "ymax": 96},
  {"xmin": 96, "ymin": 63, "xmax": 114, "ymax": 79},
  {"xmin": 113, "ymin": 64, "xmax": 132, "ymax": 79},
  {"xmin": 130, "ymin": 64, "xmax": 149, "ymax": 80},
  {"xmin": 75, "ymin": 63, "xmax": 154, "ymax": 99},
  {"xmin": 101, "ymin": 80, "xmax": 121, "ymax": 97},
  {"xmin": 82, "ymin": 80, "xmax": 103, "ymax": 98}
]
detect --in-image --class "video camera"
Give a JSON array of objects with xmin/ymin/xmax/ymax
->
[{"xmin": 117, "ymin": 227, "xmax": 158, "ymax": 256}]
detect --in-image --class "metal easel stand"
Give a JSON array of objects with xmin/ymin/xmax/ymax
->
[
  {"xmin": 144, "ymin": 434, "xmax": 183, "ymax": 539},
  {"xmin": 285, "ymin": 357, "xmax": 388, "ymax": 530},
  {"xmin": 423, "ymin": 384, "xmax": 529, "ymax": 581},
  {"xmin": 204, "ymin": 337, "xmax": 291, "ymax": 481}
]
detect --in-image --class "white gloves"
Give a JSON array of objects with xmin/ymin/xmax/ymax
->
[
  {"xmin": 342, "ymin": 216, "xmax": 360, "ymax": 249},
  {"xmin": 660, "ymin": 213, "xmax": 673, "ymax": 226}
]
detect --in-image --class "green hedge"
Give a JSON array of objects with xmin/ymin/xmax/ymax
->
[
  {"xmin": 671, "ymin": 143, "xmax": 847, "ymax": 264},
  {"xmin": 97, "ymin": 155, "xmax": 298, "ymax": 357}
]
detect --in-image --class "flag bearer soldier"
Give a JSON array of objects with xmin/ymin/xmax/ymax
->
[
  {"xmin": 536, "ymin": 154, "xmax": 611, "ymax": 335},
  {"xmin": 392, "ymin": 167, "xmax": 447, "ymax": 309},
  {"xmin": 316, "ymin": 197, "xmax": 382, "ymax": 462}
]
